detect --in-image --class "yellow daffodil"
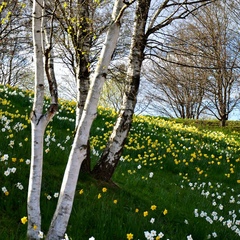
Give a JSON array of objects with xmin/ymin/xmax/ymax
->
[
  {"xmin": 102, "ymin": 187, "xmax": 107, "ymax": 192},
  {"xmin": 126, "ymin": 233, "xmax": 133, "ymax": 240},
  {"xmin": 143, "ymin": 211, "xmax": 148, "ymax": 217},
  {"xmin": 163, "ymin": 209, "xmax": 168, "ymax": 215},
  {"xmin": 150, "ymin": 205, "xmax": 157, "ymax": 210},
  {"xmin": 21, "ymin": 216, "xmax": 28, "ymax": 224}
]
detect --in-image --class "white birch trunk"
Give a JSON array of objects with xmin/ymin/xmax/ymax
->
[
  {"xmin": 27, "ymin": 0, "xmax": 45, "ymax": 239},
  {"xmin": 46, "ymin": 1, "xmax": 125, "ymax": 239},
  {"xmin": 92, "ymin": 0, "xmax": 150, "ymax": 181},
  {"xmin": 28, "ymin": 1, "xmax": 58, "ymax": 239},
  {"xmin": 107, "ymin": 0, "xmax": 149, "ymax": 156}
]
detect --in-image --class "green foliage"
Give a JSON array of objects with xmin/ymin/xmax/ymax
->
[{"xmin": 1, "ymin": 84, "xmax": 240, "ymax": 239}]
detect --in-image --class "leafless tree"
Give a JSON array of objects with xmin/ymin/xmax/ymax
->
[
  {"xmin": 144, "ymin": 59, "xmax": 207, "ymax": 118},
  {"xmin": 0, "ymin": 1, "xmax": 32, "ymax": 87},
  {"xmin": 145, "ymin": 0, "xmax": 240, "ymax": 126}
]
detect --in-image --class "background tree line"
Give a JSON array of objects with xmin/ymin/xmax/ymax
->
[
  {"xmin": 2, "ymin": 1, "xmax": 240, "ymax": 126},
  {"xmin": 144, "ymin": 0, "xmax": 240, "ymax": 126}
]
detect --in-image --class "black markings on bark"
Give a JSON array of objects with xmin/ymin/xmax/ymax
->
[
  {"xmin": 30, "ymin": 110, "xmax": 36, "ymax": 120},
  {"xmin": 36, "ymin": 114, "xmax": 44, "ymax": 125},
  {"xmin": 102, "ymin": 73, "xmax": 107, "ymax": 78}
]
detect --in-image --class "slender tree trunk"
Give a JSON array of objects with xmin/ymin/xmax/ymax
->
[
  {"xmin": 28, "ymin": 1, "xmax": 58, "ymax": 239},
  {"xmin": 75, "ymin": 0, "xmax": 91, "ymax": 128},
  {"xmin": 46, "ymin": 1, "xmax": 126, "ymax": 239},
  {"xmin": 76, "ymin": 58, "xmax": 91, "ymax": 173},
  {"xmin": 76, "ymin": 56, "xmax": 91, "ymax": 172},
  {"xmin": 92, "ymin": 0, "xmax": 150, "ymax": 181},
  {"xmin": 27, "ymin": 1, "xmax": 45, "ymax": 238},
  {"xmin": 74, "ymin": 0, "xmax": 91, "ymax": 172}
]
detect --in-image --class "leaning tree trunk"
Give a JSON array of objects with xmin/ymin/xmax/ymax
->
[
  {"xmin": 92, "ymin": 0, "xmax": 150, "ymax": 181},
  {"xmin": 46, "ymin": 1, "xmax": 126, "ymax": 239},
  {"xmin": 28, "ymin": 1, "xmax": 58, "ymax": 239}
]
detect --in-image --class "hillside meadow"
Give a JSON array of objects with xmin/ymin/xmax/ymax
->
[{"xmin": 0, "ymin": 84, "xmax": 240, "ymax": 240}]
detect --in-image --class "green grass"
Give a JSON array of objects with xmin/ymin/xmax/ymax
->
[{"xmin": 1, "ymin": 84, "xmax": 240, "ymax": 240}]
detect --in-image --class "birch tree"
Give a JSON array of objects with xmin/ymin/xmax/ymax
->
[
  {"xmin": 29, "ymin": 0, "xmax": 128, "ymax": 238},
  {"xmin": 92, "ymin": 0, "xmax": 150, "ymax": 180},
  {"xmin": 92, "ymin": 0, "xmax": 215, "ymax": 181},
  {"xmin": 50, "ymin": 0, "xmax": 114, "ymax": 172},
  {"xmin": 28, "ymin": 0, "xmax": 58, "ymax": 239},
  {"xmin": 46, "ymin": 0, "xmax": 128, "ymax": 238}
]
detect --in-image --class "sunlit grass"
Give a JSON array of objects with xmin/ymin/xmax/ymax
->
[{"xmin": 0, "ymin": 84, "xmax": 240, "ymax": 239}]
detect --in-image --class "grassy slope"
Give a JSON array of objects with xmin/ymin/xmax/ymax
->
[{"xmin": 0, "ymin": 84, "xmax": 240, "ymax": 240}]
